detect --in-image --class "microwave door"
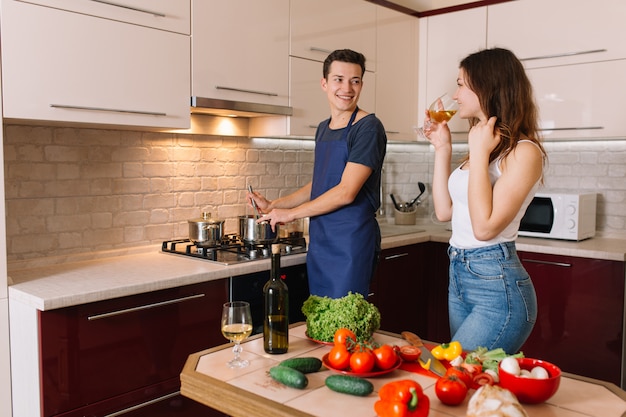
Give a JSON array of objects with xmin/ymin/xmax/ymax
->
[{"xmin": 520, "ymin": 196, "xmax": 554, "ymax": 233}]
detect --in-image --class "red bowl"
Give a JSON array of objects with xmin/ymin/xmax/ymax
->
[{"xmin": 498, "ymin": 358, "xmax": 561, "ymax": 404}]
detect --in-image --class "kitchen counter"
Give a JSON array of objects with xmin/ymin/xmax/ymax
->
[
  {"xmin": 180, "ymin": 323, "xmax": 626, "ymax": 417},
  {"xmin": 7, "ymin": 225, "xmax": 626, "ymax": 310}
]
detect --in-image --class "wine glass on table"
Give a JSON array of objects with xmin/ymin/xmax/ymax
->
[
  {"xmin": 221, "ymin": 301, "xmax": 253, "ymax": 368},
  {"xmin": 416, "ymin": 93, "xmax": 459, "ymax": 140}
]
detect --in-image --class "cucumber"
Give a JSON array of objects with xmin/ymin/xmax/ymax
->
[
  {"xmin": 279, "ymin": 357, "xmax": 323, "ymax": 374},
  {"xmin": 269, "ymin": 366, "xmax": 308, "ymax": 389},
  {"xmin": 325, "ymin": 374, "xmax": 374, "ymax": 397}
]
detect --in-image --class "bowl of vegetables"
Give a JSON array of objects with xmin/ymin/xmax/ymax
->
[{"xmin": 498, "ymin": 357, "xmax": 561, "ymax": 404}]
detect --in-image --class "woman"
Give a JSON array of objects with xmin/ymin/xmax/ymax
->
[{"xmin": 424, "ymin": 48, "xmax": 547, "ymax": 353}]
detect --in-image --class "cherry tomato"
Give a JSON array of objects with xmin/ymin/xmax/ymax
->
[
  {"xmin": 333, "ymin": 328, "xmax": 356, "ymax": 347},
  {"xmin": 472, "ymin": 372, "xmax": 495, "ymax": 388},
  {"xmin": 350, "ymin": 349, "xmax": 375, "ymax": 374},
  {"xmin": 435, "ymin": 374, "xmax": 468, "ymax": 406},
  {"xmin": 327, "ymin": 344, "xmax": 351, "ymax": 370},
  {"xmin": 373, "ymin": 344, "xmax": 398, "ymax": 370},
  {"xmin": 445, "ymin": 366, "xmax": 473, "ymax": 388},
  {"xmin": 397, "ymin": 345, "xmax": 421, "ymax": 362}
]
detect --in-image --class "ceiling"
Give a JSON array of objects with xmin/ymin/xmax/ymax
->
[{"xmin": 366, "ymin": 0, "xmax": 512, "ymax": 17}]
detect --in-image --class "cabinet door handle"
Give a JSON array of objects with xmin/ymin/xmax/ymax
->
[
  {"xmin": 539, "ymin": 126, "xmax": 604, "ymax": 132},
  {"xmin": 385, "ymin": 130, "xmax": 400, "ymax": 134},
  {"xmin": 522, "ymin": 258, "xmax": 572, "ymax": 268},
  {"xmin": 89, "ymin": 0, "xmax": 166, "ymax": 17},
  {"xmin": 50, "ymin": 104, "xmax": 167, "ymax": 117},
  {"xmin": 520, "ymin": 48, "xmax": 607, "ymax": 62},
  {"xmin": 103, "ymin": 391, "xmax": 180, "ymax": 417},
  {"xmin": 87, "ymin": 294, "xmax": 206, "ymax": 321},
  {"xmin": 310, "ymin": 47, "xmax": 333, "ymax": 54},
  {"xmin": 215, "ymin": 85, "xmax": 279, "ymax": 97},
  {"xmin": 384, "ymin": 253, "xmax": 409, "ymax": 260}
]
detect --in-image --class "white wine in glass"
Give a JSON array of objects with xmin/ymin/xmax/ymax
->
[
  {"xmin": 221, "ymin": 301, "xmax": 253, "ymax": 368},
  {"xmin": 416, "ymin": 93, "xmax": 459, "ymax": 140}
]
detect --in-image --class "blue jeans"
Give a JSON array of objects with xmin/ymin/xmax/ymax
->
[{"xmin": 447, "ymin": 242, "xmax": 537, "ymax": 353}]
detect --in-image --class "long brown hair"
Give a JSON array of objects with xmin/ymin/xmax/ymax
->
[{"xmin": 459, "ymin": 48, "xmax": 546, "ymax": 165}]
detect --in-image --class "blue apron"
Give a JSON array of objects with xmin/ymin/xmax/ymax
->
[{"xmin": 307, "ymin": 108, "xmax": 379, "ymax": 298}]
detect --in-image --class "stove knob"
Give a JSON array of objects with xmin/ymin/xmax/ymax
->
[
  {"xmin": 249, "ymin": 249, "xmax": 258, "ymax": 259},
  {"xmin": 285, "ymin": 245, "xmax": 292, "ymax": 254},
  {"xmin": 262, "ymin": 247, "xmax": 270, "ymax": 257}
]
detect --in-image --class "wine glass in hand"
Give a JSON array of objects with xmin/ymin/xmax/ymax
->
[
  {"xmin": 416, "ymin": 93, "xmax": 459, "ymax": 140},
  {"xmin": 221, "ymin": 301, "xmax": 253, "ymax": 368}
]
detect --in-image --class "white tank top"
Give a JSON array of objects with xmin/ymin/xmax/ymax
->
[{"xmin": 448, "ymin": 142, "xmax": 540, "ymax": 249}]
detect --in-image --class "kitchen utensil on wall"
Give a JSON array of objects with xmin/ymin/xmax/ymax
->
[
  {"xmin": 401, "ymin": 331, "xmax": 447, "ymax": 377},
  {"xmin": 188, "ymin": 212, "xmax": 225, "ymax": 247},
  {"xmin": 407, "ymin": 182, "xmax": 426, "ymax": 208},
  {"xmin": 239, "ymin": 215, "xmax": 278, "ymax": 244}
]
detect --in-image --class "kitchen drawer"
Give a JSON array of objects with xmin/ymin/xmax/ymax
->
[{"xmin": 39, "ymin": 279, "xmax": 228, "ymax": 417}]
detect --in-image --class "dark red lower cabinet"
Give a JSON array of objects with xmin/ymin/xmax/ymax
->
[
  {"xmin": 40, "ymin": 279, "xmax": 229, "ymax": 417},
  {"xmin": 519, "ymin": 251, "xmax": 625, "ymax": 387}
]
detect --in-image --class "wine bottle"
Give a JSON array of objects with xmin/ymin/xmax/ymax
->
[{"xmin": 263, "ymin": 244, "xmax": 289, "ymax": 354}]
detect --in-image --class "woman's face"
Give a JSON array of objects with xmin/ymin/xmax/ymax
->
[{"xmin": 453, "ymin": 68, "xmax": 486, "ymax": 121}]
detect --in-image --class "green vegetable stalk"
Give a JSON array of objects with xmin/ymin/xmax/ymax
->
[{"xmin": 301, "ymin": 292, "xmax": 381, "ymax": 343}]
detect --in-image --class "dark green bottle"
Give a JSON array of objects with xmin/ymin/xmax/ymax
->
[{"xmin": 263, "ymin": 244, "xmax": 289, "ymax": 354}]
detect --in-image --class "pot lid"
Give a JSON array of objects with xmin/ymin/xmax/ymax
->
[{"xmin": 188, "ymin": 212, "xmax": 224, "ymax": 224}]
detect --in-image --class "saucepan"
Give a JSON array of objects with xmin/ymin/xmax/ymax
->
[
  {"xmin": 188, "ymin": 212, "xmax": 225, "ymax": 247},
  {"xmin": 239, "ymin": 215, "xmax": 279, "ymax": 244}
]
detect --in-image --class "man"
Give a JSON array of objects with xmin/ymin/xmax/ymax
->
[{"xmin": 249, "ymin": 49, "xmax": 387, "ymax": 298}]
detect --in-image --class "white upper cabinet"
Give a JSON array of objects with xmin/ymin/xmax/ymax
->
[
  {"xmin": 375, "ymin": 7, "xmax": 419, "ymax": 141},
  {"xmin": 527, "ymin": 60, "xmax": 626, "ymax": 140},
  {"xmin": 419, "ymin": 7, "xmax": 486, "ymax": 140},
  {"xmin": 191, "ymin": 0, "xmax": 289, "ymax": 107},
  {"xmin": 290, "ymin": 0, "xmax": 377, "ymax": 70},
  {"xmin": 488, "ymin": 0, "xmax": 626, "ymax": 68},
  {"xmin": 12, "ymin": 0, "xmax": 190, "ymax": 34},
  {"xmin": 1, "ymin": 0, "xmax": 190, "ymax": 129}
]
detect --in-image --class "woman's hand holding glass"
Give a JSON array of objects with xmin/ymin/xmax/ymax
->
[{"xmin": 416, "ymin": 93, "xmax": 459, "ymax": 143}]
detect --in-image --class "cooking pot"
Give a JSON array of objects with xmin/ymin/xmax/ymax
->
[
  {"xmin": 239, "ymin": 215, "xmax": 278, "ymax": 244},
  {"xmin": 188, "ymin": 212, "xmax": 225, "ymax": 247}
]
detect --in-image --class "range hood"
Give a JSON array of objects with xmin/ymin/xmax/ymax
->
[
  {"xmin": 366, "ymin": 0, "xmax": 509, "ymax": 17},
  {"xmin": 190, "ymin": 96, "xmax": 293, "ymax": 118}
]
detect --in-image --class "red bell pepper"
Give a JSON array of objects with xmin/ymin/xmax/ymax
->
[{"xmin": 374, "ymin": 379, "xmax": 430, "ymax": 417}]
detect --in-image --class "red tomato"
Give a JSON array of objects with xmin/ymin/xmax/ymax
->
[
  {"xmin": 350, "ymin": 349, "xmax": 375, "ymax": 374},
  {"xmin": 435, "ymin": 374, "xmax": 468, "ymax": 406},
  {"xmin": 333, "ymin": 328, "xmax": 356, "ymax": 347},
  {"xmin": 397, "ymin": 345, "xmax": 421, "ymax": 362},
  {"xmin": 373, "ymin": 344, "xmax": 398, "ymax": 370},
  {"xmin": 445, "ymin": 366, "xmax": 473, "ymax": 388},
  {"xmin": 327, "ymin": 345, "xmax": 351, "ymax": 370}
]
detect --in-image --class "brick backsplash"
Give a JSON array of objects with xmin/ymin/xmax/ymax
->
[{"xmin": 3, "ymin": 125, "xmax": 626, "ymax": 261}]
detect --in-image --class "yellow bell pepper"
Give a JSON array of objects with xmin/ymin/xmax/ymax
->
[{"xmin": 431, "ymin": 341, "xmax": 463, "ymax": 361}]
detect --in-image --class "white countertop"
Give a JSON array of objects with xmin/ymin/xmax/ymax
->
[{"xmin": 8, "ymin": 225, "xmax": 626, "ymax": 311}]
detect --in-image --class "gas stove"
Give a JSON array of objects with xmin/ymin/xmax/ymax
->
[{"xmin": 161, "ymin": 234, "xmax": 306, "ymax": 265}]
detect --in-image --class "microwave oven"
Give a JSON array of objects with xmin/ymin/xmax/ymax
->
[{"xmin": 518, "ymin": 192, "xmax": 597, "ymax": 241}]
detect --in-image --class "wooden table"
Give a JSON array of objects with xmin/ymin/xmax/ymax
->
[{"xmin": 181, "ymin": 323, "xmax": 626, "ymax": 417}]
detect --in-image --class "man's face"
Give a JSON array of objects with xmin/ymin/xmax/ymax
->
[{"xmin": 321, "ymin": 61, "xmax": 363, "ymax": 112}]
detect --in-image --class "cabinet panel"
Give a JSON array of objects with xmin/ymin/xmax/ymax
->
[
  {"xmin": 488, "ymin": 0, "xmax": 626, "ymax": 68},
  {"xmin": 519, "ymin": 251, "xmax": 625, "ymax": 387},
  {"xmin": 375, "ymin": 7, "xmax": 419, "ymax": 141},
  {"xmin": 290, "ymin": 0, "xmax": 376, "ymax": 70},
  {"xmin": 15, "ymin": 0, "xmax": 190, "ymax": 34},
  {"xmin": 527, "ymin": 60, "xmax": 626, "ymax": 140},
  {"xmin": 39, "ymin": 279, "xmax": 228, "ymax": 417},
  {"xmin": 1, "ymin": 0, "xmax": 190, "ymax": 129},
  {"xmin": 288, "ymin": 57, "xmax": 375, "ymax": 137},
  {"xmin": 191, "ymin": 0, "xmax": 289, "ymax": 106},
  {"xmin": 371, "ymin": 244, "xmax": 428, "ymax": 335},
  {"xmin": 419, "ymin": 8, "xmax": 486, "ymax": 141}
]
